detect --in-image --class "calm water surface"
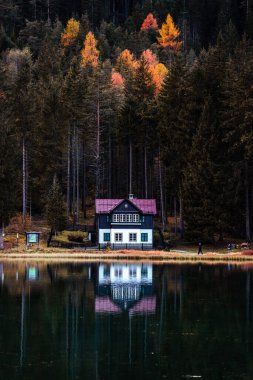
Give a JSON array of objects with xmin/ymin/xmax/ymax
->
[{"xmin": 0, "ymin": 261, "xmax": 252, "ymax": 380}]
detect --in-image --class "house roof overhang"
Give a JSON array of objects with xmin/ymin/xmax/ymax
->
[{"xmin": 95, "ymin": 198, "xmax": 157, "ymax": 215}]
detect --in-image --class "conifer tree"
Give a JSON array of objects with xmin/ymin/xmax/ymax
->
[
  {"xmin": 46, "ymin": 176, "xmax": 66, "ymax": 245},
  {"xmin": 140, "ymin": 13, "xmax": 158, "ymax": 31},
  {"xmin": 120, "ymin": 56, "xmax": 155, "ymax": 197},
  {"xmin": 61, "ymin": 18, "xmax": 80, "ymax": 48},
  {"xmin": 157, "ymin": 14, "xmax": 182, "ymax": 53},
  {"xmin": 221, "ymin": 37, "xmax": 253, "ymax": 239},
  {"xmin": 81, "ymin": 31, "xmax": 99, "ymax": 68},
  {"xmin": 182, "ymin": 42, "xmax": 232, "ymax": 241}
]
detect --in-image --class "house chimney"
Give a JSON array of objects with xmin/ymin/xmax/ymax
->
[{"xmin": 128, "ymin": 194, "xmax": 134, "ymax": 200}]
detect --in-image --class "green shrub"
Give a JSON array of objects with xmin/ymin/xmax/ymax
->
[{"xmin": 67, "ymin": 231, "xmax": 87, "ymax": 243}]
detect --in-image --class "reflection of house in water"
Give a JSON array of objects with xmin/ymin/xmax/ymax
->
[
  {"xmin": 96, "ymin": 264, "xmax": 156, "ymax": 315},
  {"xmin": 26, "ymin": 266, "xmax": 39, "ymax": 281}
]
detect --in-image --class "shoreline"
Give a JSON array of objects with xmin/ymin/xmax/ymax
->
[{"xmin": 0, "ymin": 249, "xmax": 253, "ymax": 264}]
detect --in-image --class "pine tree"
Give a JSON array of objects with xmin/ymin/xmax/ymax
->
[
  {"xmin": 182, "ymin": 41, "xmax": 233, "ymax": 241},
  {"xmin": 157, "ymin": 55, "xmax": 190, "ymax": 235},
  {"xmin": 46, "ymin": 176, "xmax": 66, "ymax": 244},
  {"xmin": 30, "ymin": 39, "xmax": 64, "ymax": 212},
  {"xmin": 221, "ymin": 37, "xmax": 253, "ymax": 239},
  {"xmin": 120, "ymin": 56, "xmax": 155, "ymax": 197}
]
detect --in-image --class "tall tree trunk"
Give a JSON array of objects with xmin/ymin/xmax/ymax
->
[
  {"xmin": 82, "ymin": 140, "xmax": 87, "ymax": 219},
  {"xmin": 22, "ymin": 139, "xmax": 27, "ymax": 226},
  {"xmin": 112, "ymin": 0, "xmax": 116, "ymax": 23},
  {"xmin": 95, "ymin": 89, "xmax": 100, "ymax": 198},
  {"xmin": 47, "ymin": 0, "xmax": 50, "ymax": 23},
  {"xmin": 179, "ymin": 188, "xmax": 184, "ymax": 239},
  {"xmin": 245, "ymin": 160, "xmax": 251, "ymax": 240},
  {"xmin": 144, "ymin": 143, "xmax": 148, "ymax": 199},
  {"xmin": 67, "ymin": 126, "xmax": 71, "ymax": 224},
  {"xmin": 174, "ymin": 196, "xmax": 177, "ymax": 236},
  {"xmin": 108, "ymin": 126, "xmax": 112, "ymax": 198},
  {"xmin": 25, "ymin": 149, "xmax": 29, "ymax": 223},
  {"xmin": 76, "ymin": 129, "xmax": 79, "ymax": 225},
  {"xmin": 72, "ymin": 126, "xmax": 76, "ymax": 227},
  {"xmin": 129, "ymin": 139, "xmax": 132, "ymax": 195},
  {"xmin": 158, "ymin": 146, "xmax": 165, "ymax": 232}
]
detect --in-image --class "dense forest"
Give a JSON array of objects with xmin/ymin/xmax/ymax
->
[{"xmin": 1, "ymin": 0, "xmax": 253, "ymax": 242}]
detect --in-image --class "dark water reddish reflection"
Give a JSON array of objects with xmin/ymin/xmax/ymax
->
[{"xmin": 0, "ymin": 262, "xmax": 252, "ymax": 380}]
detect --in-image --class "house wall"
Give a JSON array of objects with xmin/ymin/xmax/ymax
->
[
  {"xmin": 98, "ymin": 228, "xmax": 153, "ymax": 244},
  {"xmin": 99, "ymin": 229, "xmax": 111, "ymax": 244},
  {"xmin": 98, "ymin": 264, "xmax": 153, "ymax": 284}
]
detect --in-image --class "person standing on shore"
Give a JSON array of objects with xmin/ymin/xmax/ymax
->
[{"xmin": 198, "ymin": 242, "xmax": 203, "ymax": 255}]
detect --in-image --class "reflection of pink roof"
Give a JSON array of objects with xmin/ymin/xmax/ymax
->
[
  {"xmin": 130, "ymin": 297, "xmax": 156, "ymax": 315},
  {"xmin": 96, "ymin": 199, "xmax": 157, "ymax": 214},
  {"xmin": 95, "ymin": 297, "xmax": 122, "ymax": 314}
]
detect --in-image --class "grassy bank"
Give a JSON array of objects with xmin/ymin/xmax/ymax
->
[{"xmin": 1, "ymin": 247, "xmax": 253, "ymax": 265}]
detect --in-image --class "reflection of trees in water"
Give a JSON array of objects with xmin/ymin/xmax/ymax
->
[{"xmin": 0, "ymin": 264, "xmax": 253, "ymax": 380}]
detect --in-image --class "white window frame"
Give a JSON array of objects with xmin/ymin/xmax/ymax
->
[
  {"xmin": 129, "ymin": 267, "xmax": 137, "ymax": 278},
  {"xmin": 129, "ymin": 233, "xmax": 137, "ymax": 242},
  {"xmin": 120, "ymin": 214, "xmax": 126, "ymax": 222},
  {"xmin": 115, "ymin": 233, "xmax": 123, "ymax": 242},
  {"xmin": 133, "ymin": 214, "xmax": 139, "ymax": 223},
  {"xmin": 115, "ymin": 268, "xmax": 122, "ymax": 278},
  {"xmin": 112, "ymin": 214, "xmax": 119, "ymax": 222},
  {"xmin": 126, "ymin": 214, "xmax": 132, "ymax": 223}
]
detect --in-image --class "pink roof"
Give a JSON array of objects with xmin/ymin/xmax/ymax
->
[
  {"xmin": 130, "ymin": 296, "xmax": 156, "ymax": 315},
  {"xmin": 95, "ymin": 297, "xmax": 122, "ymax": 314},
  {"xmin": 96, "ymin": 198, "xmax": 157, "ymax": 214}
]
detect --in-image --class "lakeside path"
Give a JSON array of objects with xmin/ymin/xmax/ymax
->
[{"xmin": 1, "ymin": 249, "xmax": 253, "ymax": 264}]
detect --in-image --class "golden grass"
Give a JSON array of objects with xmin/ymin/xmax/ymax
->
[{"xmin": 1, "ymin": 247, "xmax": 253, "ymax": 265}]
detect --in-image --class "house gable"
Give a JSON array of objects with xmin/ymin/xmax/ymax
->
[{"xmin": 110, "ymin": 199, "xmax": 142, "ymax": 214}]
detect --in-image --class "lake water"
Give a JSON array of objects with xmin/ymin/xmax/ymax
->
[{"xmin": 0, "ymin": 261, "xmax": 252, "ymax": 380}]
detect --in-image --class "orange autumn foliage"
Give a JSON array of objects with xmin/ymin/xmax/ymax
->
[
  {"xmin": 61, "ymin": 18, "xmax": 80, "ymax": 47},
  {"xmin": 141, "ymin": 13, "xmax": 158, "ymax": 31},
  {"xmin": 153, "ymin": 63, "xmax": 168, "ymax": 93},
  {"xmin": 116, "ymin": 49, "xmax": 138, "ymax": 72},
  {"xmin": 111, "ymin": 70, "xmax": 124, "ymax": 88},
  {"xmin": 157, "ymin": 14, "xmax": 182, "ymax": 52},
  {"xmin": 140, "ymin": 50, "xmax": 167, "ymax": 93},
  {"xmin": 81, "ymin": 31, "xmax": 99, "ymax": 68}
]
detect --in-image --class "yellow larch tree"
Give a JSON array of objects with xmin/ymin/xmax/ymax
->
[
  {"xmin": 61, "ymin": 18, "xmax": 80, "ymax": 47},
  {"xmin": 81, "ymin": 31, "xmax": 99, "ymax": 68},
  {"xmin": 157, "ymin": 14, "xmax": 182, "ymax": 53},
  {"xmin": 116, "ymin": 49, "xmax": 138, "ymax": 75},
  {"xmin": 153, "ymin": 63, "xmax": 168, "ymax": 93}
]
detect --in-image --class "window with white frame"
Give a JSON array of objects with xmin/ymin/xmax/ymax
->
[
  {"xmin": 141, "ymin": 233, "xmax": 148, "ymax": 242},
  {"xmin": 129, "ymin": 233, "xmax": 137, "ymax": 242},
  {"xmin": 120, "ymin": 214, "xmax": 126, "ymax": 222},
  {"xmin": 112, "ymin": 214, "xmax": 119, "ymax": 222},
  {"xmin": 133, "ymin": 214, "xmax": 139, "ymax": 222},
  {"xmin": 129, "ymin": 267, "xmax": 137, "ymax": 278},
  {"xmin": 115, "ymin": 233, "xmax": 123, "ymax": 242},
  {"xmin": 115, "ymin": 268, "xmax": 122, "ymax": 278},
  {"xmin": 112, "ymin": 214, "xmax": 140, "ymax": 223},
  {"xmin": 126, "ymin": 214, "xmax": 132, "ymax": 222}
]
